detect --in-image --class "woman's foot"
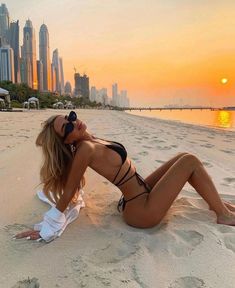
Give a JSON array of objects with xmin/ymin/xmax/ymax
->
[
  {"xmin": 209, "ymin": 201, "xmax": 235, "ymax": 212},
  {"xmin": 217, "ymin": 211, "xmax": 235, "ymax": 226},
  {"xmin": 224, "ymin": 201, "xmax": 235, "ymax": 212}
]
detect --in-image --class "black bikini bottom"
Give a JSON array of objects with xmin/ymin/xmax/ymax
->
[{"xmin": 117, "ymin": 172, "xmax": 151, "ymax": 212}]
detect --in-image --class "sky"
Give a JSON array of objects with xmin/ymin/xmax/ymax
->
[{"xmin": 5, "ymin": 0, "xmax": 235, "ymax": 107}]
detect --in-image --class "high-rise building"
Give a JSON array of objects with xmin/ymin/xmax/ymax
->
[
  {"xmin": 37, "ymin": 60, "xmax": 43, "ymax": 92},
  {"xmin": 0, "ymin": 4, "xmax": 9, "ymax": 46},
  {"xmin": 120, "ymin": 90, "xmax": 127, "ymax": 107},
  {"xmin": 51, "ymin": 63, "xmax": 56, "ymax": 92},
  {"xmin": 90, "ymin": 86, "xmax": 96, "ymax": 102},
  {"xmin": 8, "ymin": 20, "xmax": 20, "ymax": 83},
  {"xmin": 112, "ymin": 83, "xmax": 118, "ymax": 106},
  {"xmin": 59, "ymin": 57, "xmax": 64, "ymax": 94},
  {"xmin": 52, "ymin": 49, "xmax": 60, "ymax": 92},
  {"xmin": 21, "ymin": 19, "xmax": 38, "ymax": 89},
  {"xmin": 0, "ymin": 45, "xmax": 14, "ymax": 82},
  {"xmin": 52, "ymin": 49, "xmax": 64, "ymax": 94},
  {"xmin": 74, "ymin": 73, "xmax": 89, "ymax": 100},
  {"xmin": 64, "ymin": 81, "xmax": 72, "ymax": 96},
  {"xmin": 39, "ymin": 24, "xmax": 51, "ymax": 91}
]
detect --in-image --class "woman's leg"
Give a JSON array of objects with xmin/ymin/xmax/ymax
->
[
  {"xmin": 144, "ymin": 152, "xmax": 188, "ymax": 188},
  {"xmin": 145, "ymin": 154, "xmax": 235, "ymax": 226},
  {"xmin": 145, "ymin": 152, "xmax": 235, "ymax": 212}
]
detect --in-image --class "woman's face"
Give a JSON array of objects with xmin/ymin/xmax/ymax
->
[{"xmin": 53, "ymin": 114, "xmax": 87, "ymax": 144}]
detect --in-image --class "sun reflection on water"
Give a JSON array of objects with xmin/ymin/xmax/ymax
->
[{"xmin": 216, "ymin": 111, "xmax": 233, "ymax": 128}]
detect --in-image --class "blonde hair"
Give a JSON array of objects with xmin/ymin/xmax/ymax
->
[{"xmin": 36, "ymin": 115, "xmax": 85, "ymax": 205}]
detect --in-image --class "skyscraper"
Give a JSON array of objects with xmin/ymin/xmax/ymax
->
[
  {"xmin": 59, "ymin": 57, "xmax": 64, "ymax": 94},
  {"xmin": 0, "ymin": 4, "xmax": 9, "ymax": 46},
  {"xmin": 0, "ymin": 45, "xmax": 14, "ymax": 82},
  {"xmin": 8, "ymin": 20, "xmax": 20, "ymax": 83},
  {"xmin": 64, "ymin": 81, "xmax": 72, "ymax": 96},
  {"xmin": 39, "ymin": 24, "xmax": 51, "ymax": 91},
  {"xmin": 90, "ymin": 86, "xmax": 97, "ymax": 102},
  {"xmin": 74, "ymin": 73, "xmax": 89, "ymax": 99},
  {"xmin": 120, "ymin": 90, "xmax": 129, "ymax": 107},
  {"xmin": 112, "ymin": 83, "xmax": 118, "ymax": 106},
  {"xmin": 52, "ymin": 49, "xmax": 64, "ymax": 94},
  {"xmin": 37, "ymin": 60, "xmax": 43, "ymax": 92},
  {"xmin": 21, "ymin": 19, "xmax": 38, "ymax": 89},
  {"xmin": 51, "ymin": 63, "xmax": 56, "ymax": 92}
]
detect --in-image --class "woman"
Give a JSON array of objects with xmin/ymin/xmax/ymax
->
[{"xmin": 15, "ymin": 111, "xmax": 235, "ymax": 242}]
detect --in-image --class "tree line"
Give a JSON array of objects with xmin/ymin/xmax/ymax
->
[{"xmin": 0, "ymin": 81, "xmax": 116, "ymax": 109}]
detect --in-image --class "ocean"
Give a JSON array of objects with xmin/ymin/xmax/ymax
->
[{"xmin": 126, "ymin": 109, "xmax": 235, "ymax": 132}]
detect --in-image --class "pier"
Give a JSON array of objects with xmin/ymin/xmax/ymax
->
[{"xmin": 120, "ymin": 106, "xmax": 235, "ymax": 112}]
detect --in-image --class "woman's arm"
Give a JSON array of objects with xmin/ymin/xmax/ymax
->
[
  {"xmin": 56, "ymin": 141, "xmax": 94, "ymax": 212},
  {"xmin": 14, "ymin": 141, "xmax": 94, "ymax": 242}
]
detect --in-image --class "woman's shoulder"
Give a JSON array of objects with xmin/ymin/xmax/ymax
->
[{"xmin": 76, "ymin": 140, "xmax": 95, "ymax": 151}]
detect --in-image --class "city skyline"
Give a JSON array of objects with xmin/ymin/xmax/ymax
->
[
  {"xmin": 0, "ymin": 2, "xmax": 129, "ymax": 107},
  {"xmin": 2, "ymin": 0, "xmax": 235, "ymax": 107}
]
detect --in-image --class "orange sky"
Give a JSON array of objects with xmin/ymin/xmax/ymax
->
[{"xmin": 7, "ymin": 0, "xmax": 235, "ymax": 107}]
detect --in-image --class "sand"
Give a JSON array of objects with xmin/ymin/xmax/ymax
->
[{"xmin": 0, "ymin": 108, "xmax": 235, "ymax": 288}]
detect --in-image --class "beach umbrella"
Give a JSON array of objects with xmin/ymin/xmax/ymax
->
[
  {"xmin": 23, "ymin": 101, "xmax": 29, "ymax": 109},
  {"xmin": 0, "ymin": 98, "xmax": 5, "ymax": 108},
  {"xmin": 28, "ymin": 97, "xmax": 39, "ymax": 109},
  {"xmin": 0, "ymin": 87, "xmax": 11, "ymax": 108}
]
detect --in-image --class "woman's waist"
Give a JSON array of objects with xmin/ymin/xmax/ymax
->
[{"xmin": 117, "ymin": 172, "xmax": 151, "ymax": 199}]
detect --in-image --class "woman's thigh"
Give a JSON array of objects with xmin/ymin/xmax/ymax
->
[
  {"xmin": 124, "ymin": 154, "xmax": 199, "ymax": 228},
  {"xmin": 144, "ymin": 152, "xmax": 189, "ymax": 189}
]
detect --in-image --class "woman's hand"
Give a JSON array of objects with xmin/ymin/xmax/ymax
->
[{"xmin": 14, "ymin": 230, "xmax": 41, "ymax": 241}]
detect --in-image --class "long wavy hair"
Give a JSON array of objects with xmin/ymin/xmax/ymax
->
[{"xmin": 36, "ymin": 115, "xmax": 85, "ymax": 205}]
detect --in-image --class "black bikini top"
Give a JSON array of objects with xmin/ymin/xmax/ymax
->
[
  {"xmin": 93, "ymin": 137, "xmax": 133, "ymax": 186},
  {"xmin": 105, "ymin": 141, "xmax": 127, "ymax": 164},
  {"xmin": 94, "ymin": 137, "xmax": 127, "ymax": 164}
]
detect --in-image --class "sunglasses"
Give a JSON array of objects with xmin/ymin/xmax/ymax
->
[{"xmin": 63, "ymin": 111, "xmax": 77, "ymax": 141}]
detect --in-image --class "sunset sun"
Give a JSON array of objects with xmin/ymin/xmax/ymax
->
[{"xmin": 221, "ymin": 78, "xmax": 228, "ymax": 84}]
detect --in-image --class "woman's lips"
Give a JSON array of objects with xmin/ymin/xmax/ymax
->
[{"xmin": 78, "ymin": 122, "xmax": 82, "ymax": 130}]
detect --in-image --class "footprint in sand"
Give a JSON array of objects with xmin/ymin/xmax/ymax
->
[
  {"xmin": 169, "ymin": 230, "xmax": 204, "ymax": 257},
  {"xmin": 155, "ymin": 160, "xmax": 165, "ymax": 164},
  {"xmin": 202, "ymin": 161, "xmax": 213, "ymax": 168},
  {"xmin": 217, "ymin": 226, "xmax": 235, "ymax": 253},
  {"xmin": 156, "ymin": 146, "xmax": 172, "ymax": 150},
  {"xmin": 220, "ymin": 149, "xmax": 233, "ymax": 154},
  {"xmin": 12, "ymin": 277, "xmax": 40, "ymax": 288},
  {"xmin": 223, "ymin": 233, "xmax": 235, "ymax": 253},
  {"xmin": 139, "ymin": 151, "xmax": 149, "ymax": 156},
  {"xmin": 17, "ymin": 135, "xmax": 30, "ymax": 139},
  {"xmin": 71, "ymin": 256, "xmax": 129, "ymax": 287},
  {"xmin": 169, "ymin": 276, "xmax": 208, "ymax": 288},
  {"xmin": 142, "ymin": 145, "xmax": 153, "ymax": 149},
  {"xmin": 3, "ymin": 223, "xmax": 31, "ymax": 236},
  {"xmin": 200, "ymin": 143, "xmax": 214, "ymax": 148},
  {"xmin": 146, "ymin": 229, "xmax": 203, "ymax": 257},
  {"xmin": 223, "ymin": 177, "xmax": 235, "ymax": 185},
  {"xmin": 90, "ymin": 240, "xmax": 140, "ymax": 264}
]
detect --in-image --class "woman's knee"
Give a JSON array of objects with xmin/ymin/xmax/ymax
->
[
  {"xmin": 177, "ymin": 152, "xmax": 189, "ymax": 158},
  {"xmin": 179, "ymin": 153, "xmax": 201, "ymax": 167}
]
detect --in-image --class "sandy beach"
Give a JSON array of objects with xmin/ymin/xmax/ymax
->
[{"xmin": 0, "ymin": 109, "xmax": 235, "ymax": 288}]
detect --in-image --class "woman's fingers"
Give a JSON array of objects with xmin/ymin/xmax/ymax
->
[
  {"xmin": 14, "ymin": 230, "xmax": 40, "ymax": 239},
  {"xmin": 26, "ymin": 232, "xmax": 41, "ymax": 240}
]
